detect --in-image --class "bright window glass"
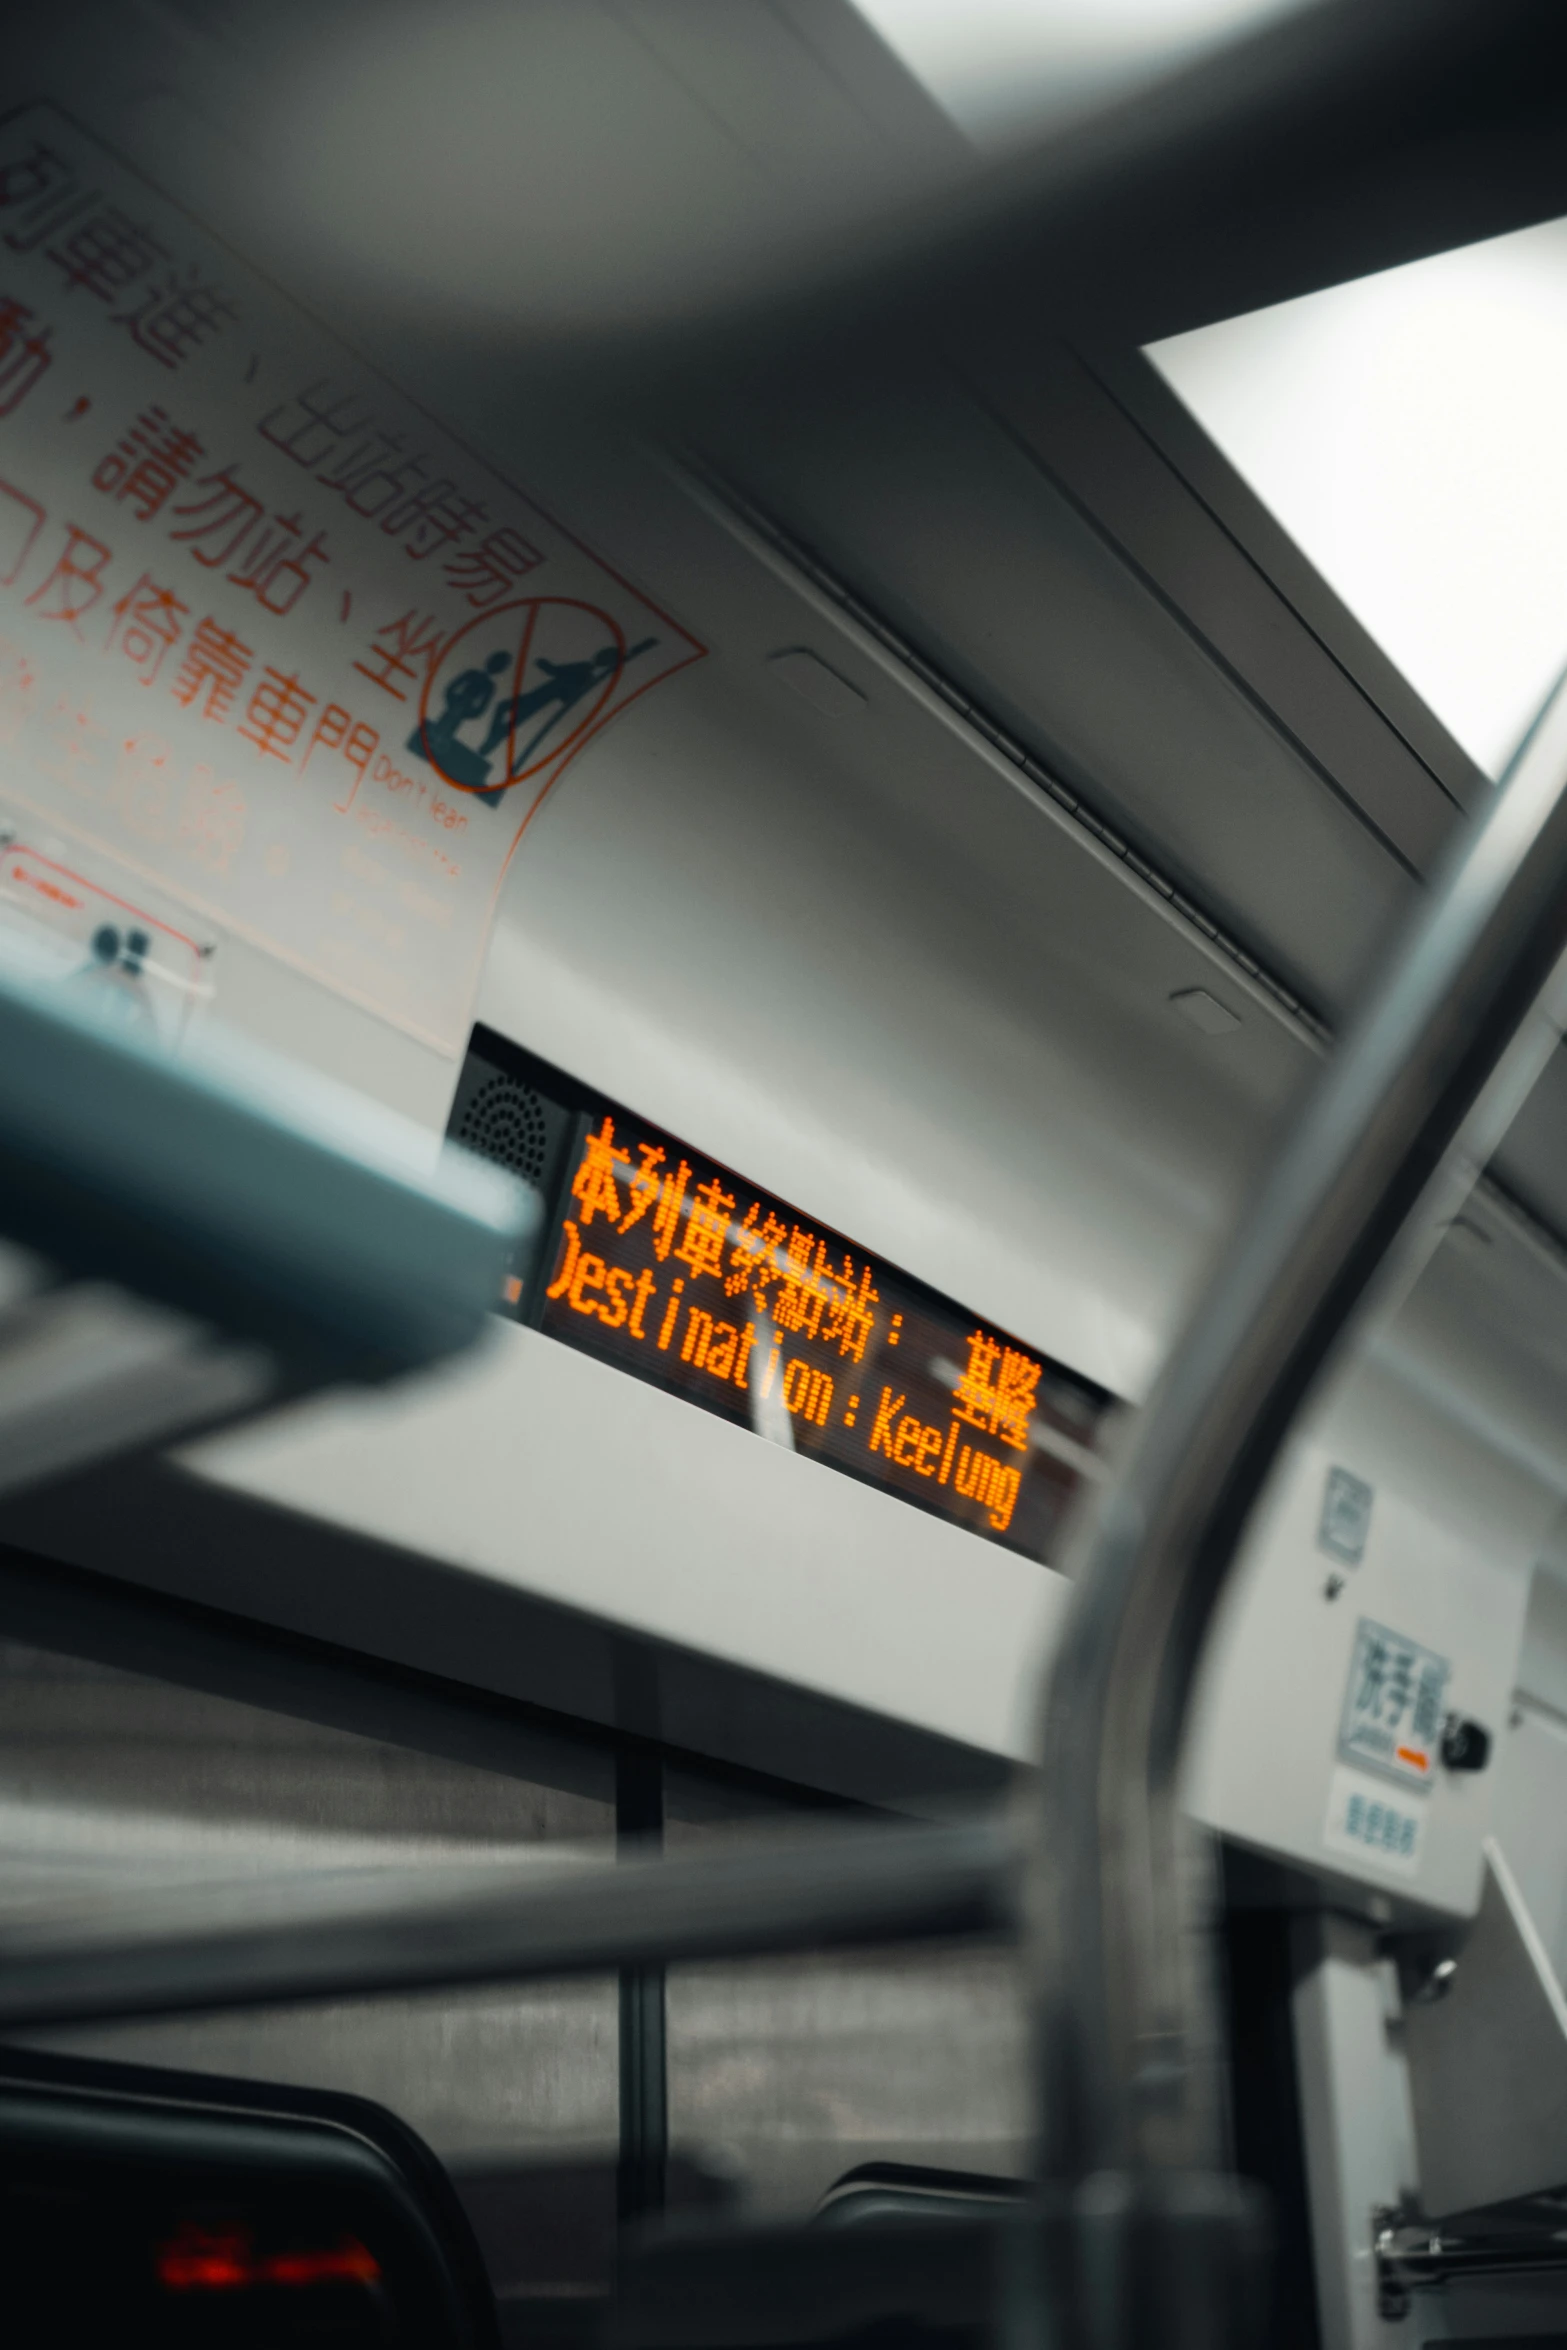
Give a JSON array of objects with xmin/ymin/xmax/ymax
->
[
  {"xmin": 853, "ymin": 0, "xmax": 1305, "ymax": 147},
  {"xmin": 1149, "ymin": 219, "xmax": 1567, "ymax": 780}
]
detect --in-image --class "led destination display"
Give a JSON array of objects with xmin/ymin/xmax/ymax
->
[{"xmin": 533, "ymin": 1098, "xmax": 1110, "ymax": 1564}]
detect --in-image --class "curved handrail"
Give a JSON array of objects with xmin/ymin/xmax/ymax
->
[{"xmin": 1033, "ymin": 677, "xmax": 1567, "ymax": 2181}]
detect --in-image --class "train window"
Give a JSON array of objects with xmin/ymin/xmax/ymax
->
[
  {"xmin": 664, "ymin": 1941, "xmax": 1027, "ymax": 2220},
  {"xmin": 662, "ymin": 1762, "xmax": 855, "ymax": 1848},
  {"xmin": 0, "ymin": 1615, "xmax": 965, "ymax": 2321},
  {"xmin": 657, "ymin": 1765, "xmax": 1024, "ymax": 2219},
  {"xmin": 0, "ymin": 1639, "xmax": 613, "ymax": 1892},
  {"xmin": 0, "ymin": 1634, "xmax": 622, "ymax": 2321}
]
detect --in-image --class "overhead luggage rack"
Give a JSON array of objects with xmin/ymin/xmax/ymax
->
[{"xmin": 0, "ymin": 958, "xmax": 533, "ymax": 1497}]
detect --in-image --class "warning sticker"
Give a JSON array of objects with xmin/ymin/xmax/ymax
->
[
  {"xmin": 1338, "ymin": 1617, "xmax": 1449, "ymax": 1790},
  {"xmin": 1323, "ymin": 1762, "xmax": 1424, "ymax": 1878},
  {"xmin": 0, "ymin": 108, "xmax": 705, "ymax": 1053},
  {"xmin": 0, "ymin": 818, "xmax": 212, "ymax": 1046}
]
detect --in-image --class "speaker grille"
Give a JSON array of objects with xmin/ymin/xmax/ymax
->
[{"xmin": 455, "ymin": 1072, "xmax": 549, "ymax": 1188}]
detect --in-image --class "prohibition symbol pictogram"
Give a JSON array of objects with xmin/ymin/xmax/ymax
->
[{"xmin": 408, "ymin": 595, "xmax": 656, "ymax": 802}]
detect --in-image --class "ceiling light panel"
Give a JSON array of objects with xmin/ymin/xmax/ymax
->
[
  {"xmin": 1149, "ymin": 218, "xmax": 1567, "ymax": 781},
  {"xmin": 853, "ymin": 0, "xmax": 1306, "ymax": 147}
]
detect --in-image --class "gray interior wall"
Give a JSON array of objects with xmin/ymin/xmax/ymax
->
[{"xmin": 1491, "ymin": 1567, "xmax": 1567, "ymax": 1989}]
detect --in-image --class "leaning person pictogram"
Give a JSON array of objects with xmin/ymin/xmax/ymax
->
[{"xmin": 406, "ymin": 596, "xmax": 656, "ymax": 802}]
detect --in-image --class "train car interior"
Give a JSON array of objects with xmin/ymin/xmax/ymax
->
[{"xmin": 5, "ymin": 2, "xmax": 1567, "ymax": 2344}]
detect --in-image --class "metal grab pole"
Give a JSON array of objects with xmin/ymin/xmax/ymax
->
[{"xmin": 1033, "ymin": 676, "xmax": 1567, "ymax": 2186}]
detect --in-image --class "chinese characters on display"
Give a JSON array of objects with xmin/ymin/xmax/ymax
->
[{"xmin": 539, "ymin": 1109, "xmax": 1108, "ymax": 1561}]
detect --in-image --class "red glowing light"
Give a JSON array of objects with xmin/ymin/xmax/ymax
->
[
  {"xmin": 155, "ymin": 2220, "xmax": 381, "ymax": 2292},
  {"xmin": 264, "ymin": 2240, "xmax": 382, "ymax": 2287},
  {"xmin": 157, "ymin": 2226, "xmax": 251, "ymax": 2291}
]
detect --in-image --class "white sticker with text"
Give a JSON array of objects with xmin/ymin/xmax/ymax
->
[
  {"xmin": 1323, "ymin": 1762, "xmax": 1425, "ymax": 1878},
  {"xmin": 0, "ymin": 107, "xmax": 705, "ymax": 1052},
  {"xmin": 1338, "ymin": 1617, "xmax": 1449, "ymax": 1789}
]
